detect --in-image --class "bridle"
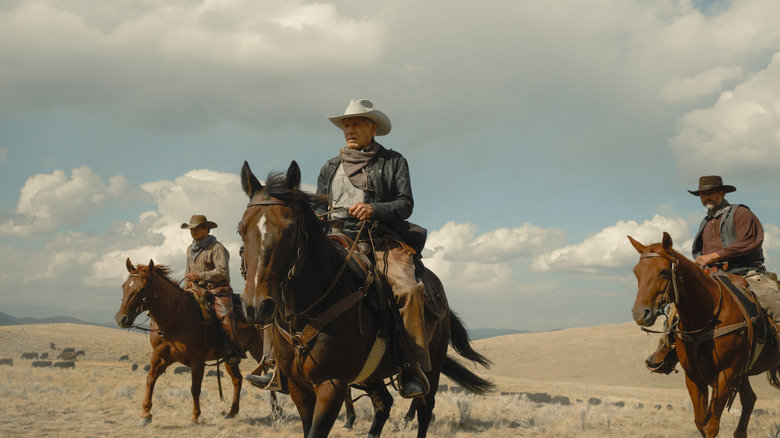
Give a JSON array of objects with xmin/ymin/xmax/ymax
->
[
  {"xmin": 639, "ymin": 251, "xmax": 680, "ymax": 308},
  {"xmin": 242, "ymin": 197, "xmax": 371, "ymax": 350},
  {"xmin": 123, "ymin": 273, "xmax": 154, "ymax": 324},
  {"xmin": 122, "ymin": 271, "xmax": 202, "ymax": 337},
  {"xmin": 245, "ymin": 199, "xmax": 308, "ymax": 280},
  {"xmin": 639, "ymin": 250, "xmax": 727, "ymax": 338}
]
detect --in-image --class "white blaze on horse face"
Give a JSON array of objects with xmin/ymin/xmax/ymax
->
[
  {"xmin": 128, "ymin": 280, "xmax": 134, "ymax": 289},
  {"xmin": 253, "ymin": 213, "xmax": 267, "ymax": 304}
]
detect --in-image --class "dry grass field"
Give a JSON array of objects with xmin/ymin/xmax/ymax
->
[{"xmin": 2, "ymin": 322, "xmax": 780, "ymax": 437}]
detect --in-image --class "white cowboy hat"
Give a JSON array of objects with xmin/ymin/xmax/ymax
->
[{"xmin": 327, "ymin": 99, "xmax": 391, "ymax": 136}]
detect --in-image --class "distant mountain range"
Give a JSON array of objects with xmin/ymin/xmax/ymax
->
[
  {"xmin": 0, "ymin": 311, "xmax": 118, "ymax": 329},
  {"xmin": 0, "ymin": 309, "xmax": 531, "ymax": 339},
  {"xmin": 468, "ymin": 328, "xmax": 530, "ymax": 340}
]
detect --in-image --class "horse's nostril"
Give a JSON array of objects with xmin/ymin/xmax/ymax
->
[{"xmin": 258, "ymin": 298, "xmax": 276, "ymax": 320}]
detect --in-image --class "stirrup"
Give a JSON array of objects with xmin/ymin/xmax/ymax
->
[
  {"xmin": 257, "ymin": 367, "xmax": 288, "ymax": 394},
  {"xmin": 398, "ymin": 362, "xmax": 430, "ymax": 399}
]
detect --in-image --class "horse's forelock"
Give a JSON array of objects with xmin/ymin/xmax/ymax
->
[{"xmin": 263, "ymin": 171, "xmax": 328, "ymax": 236}]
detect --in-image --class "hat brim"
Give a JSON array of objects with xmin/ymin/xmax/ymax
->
[
  {"xmin": 181, "ymin": 221, "xmax": 218, "ymax": 229},
  {"xmin": 688, "ymin": 185, "xmax": 736, "ymax": 196},
  {"xmin": 328, "ymin": 111, "xmax": 391, "ymax": 136}
]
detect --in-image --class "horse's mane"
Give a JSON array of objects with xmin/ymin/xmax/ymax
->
[
  {"xmin": 138, "ymin": 263, "xmax": 185, "ymax": 291},
  {"xmin": 646, "ymin": 242, "xmax": 691, "ymax": 264},
  {"xmin": 263, "ymin": 171, "xmax": 352, "ymax": 273},
  {"xmin": 263, "ymin": 170, "xmax": 329, "ymax": 242}
]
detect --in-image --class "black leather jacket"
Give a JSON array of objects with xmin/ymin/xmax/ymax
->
[{"xmin": 316, "ymin": 142, "xmax": 413, "ymax": 231}]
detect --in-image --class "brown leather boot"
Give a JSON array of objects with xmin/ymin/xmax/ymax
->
[
  {"xmin": 645, "ymin": 341, "xmax": 678, "ymax": 374},
  {"xmin": 215, "ymin": 294, "xmax": 246, "ymax": 361}
]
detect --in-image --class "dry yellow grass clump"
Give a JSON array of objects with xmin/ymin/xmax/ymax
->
[{"xmin": 1, "ymin": 322, "xmax": 780, "ymax": 437}]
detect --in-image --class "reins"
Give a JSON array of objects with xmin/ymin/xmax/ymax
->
[
  {"xmin": 126, "ymin": 272, "xmax": 207, "ymax": 338},
  {"xmin": 244, "ymin": 199, "xmax": 373, "ymax": 350},
  {"xmin": 639, "ymin": 250, "xmax": 752, "ymax": 394},
  {"xmin": 639, "ymin": 251, "xmax": 725, "ymax": 336}
]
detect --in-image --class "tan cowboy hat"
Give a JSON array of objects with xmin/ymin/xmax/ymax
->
[
  {"xmin": 180, "ymin": 214, "xmax": 218, "ymax": 229},
  {"xmin": 688, "ymin": 175, "xmax": 736, "ymax": 196},
  {"xmin": 327, "ymin": 99, "xmax": 391, "ymax": 136}
]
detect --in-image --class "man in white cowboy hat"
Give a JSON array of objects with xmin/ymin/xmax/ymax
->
[
  {"xmin": 182, "ymin": 214, "xmax": 245, "ymax": 365},
  {"xmin": 646, "ymin": 175, "xmax": 780, "ymax": 374},
  {"xmin": 245, "ymin": 99, "xmax": 430, "ymax": 398}
]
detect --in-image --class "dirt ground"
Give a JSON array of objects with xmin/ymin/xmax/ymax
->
[{"xmin": 1, "ymin": 322, "xmax": 779, "ymax": 437}]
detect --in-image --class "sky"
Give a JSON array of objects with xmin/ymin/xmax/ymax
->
[{"xmin": 1, "ymin": 0, "xmax": 779, "ymax": 331}]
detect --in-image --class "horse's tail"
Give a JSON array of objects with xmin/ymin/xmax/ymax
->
[
  {"xmin": 767, "ymin": 364, "xmax": 780, "ymax": 389},
  {"xmin": 448, "ymin": 310, "xmax": 492, "ymax": 368},
  {"xmin": 441, "ymin": 356, "xmax": 495, "ymax": 395}
]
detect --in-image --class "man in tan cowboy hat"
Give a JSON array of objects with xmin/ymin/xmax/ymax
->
[
  {"xmin": 182, "ymin": 214, "xmax": 245, "ymax": 365},
  {"xmin": 646, "ymin": 175, "xmax": 779, "ymax": 373},
  {"xmin": 245, "ymin": 99, "xmax": 430, "ymax": 398}
]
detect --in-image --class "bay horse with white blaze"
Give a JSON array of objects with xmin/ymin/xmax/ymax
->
[
  {"xmin": 238, "ymin": 160, "xmax": 493, "ymax": 438},
  {"xmin": 629, "ymin": 232, "xmax": 780, "ymax": 437},
  {"xmin": 116, "ymin": 259, "xmax": 278, "ymax": 426}
]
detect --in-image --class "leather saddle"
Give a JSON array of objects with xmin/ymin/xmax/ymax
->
[
  {"xmin": 327, "ymin": 233, "xmax": 448, "ymax": 320},
  {"xmin": 712, "ymin": 271, "xmax": 769, "ymax": 342}
]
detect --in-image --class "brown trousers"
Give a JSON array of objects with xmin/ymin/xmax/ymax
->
[
  {"xmin": 190, "ymin": 283, "xmax": 243, "ymax": 357},
  {"xmin": 374, "ymin": 238, "xmax": 431, "ymax": 372}
]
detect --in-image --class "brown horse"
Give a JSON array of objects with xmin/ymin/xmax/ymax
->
[
  {"xmin": 115, "ymin": 259, "xmax": 278, "ymax": 426},
  {"xmin": 629, "ymin": 232, "xmax": 780, "ymax": 437},
  {"xmin": 238, "ymin": 161, "xmax": 493, "ymax": 438}
]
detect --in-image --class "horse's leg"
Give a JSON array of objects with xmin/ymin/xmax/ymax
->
[
  {"xmin": 366, "ymin": 382, "xmax": 394, "ymax": 438},
  {"xmin": 734, "ymin": 378, "xmax": 756, "ymax": 438},
  {"xmin": 140, "ymin": 352, "xmax": 171, "ymax": 427},
  {"xmin": 189, "ymin": 361, "xmax": 206, "ymax": 424},
  {"xmin": 270, "ymin": 391, "xmax": 282, "ymax": 420},
  {"xmin": 684, "ymin": 373, "xmax": 710, "ymax": 437},
  {"xmin": 343, "ymin": 387, "xmax": 356, "ymax": 429},
  {"xmin": 224, "ymin": 362, "xmax": 242, "ymax": 418},
  {"xmin": 307, "ymin": 380, "xmax": 348, "ymax": 438},
  {"xmin": 414, "ymin": 370, "xmax": 441, "ymax": 438},
  {"xmin": 403, "ymin": 399, "xmax": 417, "ymax": 423},
  {"xmin": 288, "ymin": 379, "xmax": 317, "ymax": 436},
  {"xmin": 701, "ymin": 370, "xmax": 742, "ymax": 438}
]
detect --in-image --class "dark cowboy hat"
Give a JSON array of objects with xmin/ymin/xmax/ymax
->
[
  {"xmin": 688, "ymin": 175, "xmax": 736, "ymax": 196},
  {"xmin": 180, "ymin": 214, "xmax": 218, "ymax": 229}
]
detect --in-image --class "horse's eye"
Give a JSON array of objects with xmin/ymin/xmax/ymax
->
[{"xmin": 659, "ymin": 269, "xmax": 671, "ymax": 278}]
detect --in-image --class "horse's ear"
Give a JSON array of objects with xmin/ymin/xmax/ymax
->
[
  {"xmin": 662, "ymin": 232, "xmax": 673, "ymax": 252},
  {"xmin": 241, "ymin": 161, "xmax": 263, "ymax": 198},
  {"xmin": 627, "ymin": 236, "xmax": 646, "ymax": 254},
  {"xmin": 285, "ymin": 160, "xmax": 301, "ymax": 190},
  {"xmin": 148, "ymin": 259, "xmax": 155, "ymax": 271},
  {"xmin": 126, "ymin": 258, "xmax": 135, "ymax": 273}
]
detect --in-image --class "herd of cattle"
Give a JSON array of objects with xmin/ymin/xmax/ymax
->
[
  {"xmin": 1, "ymin": 347, "xmax": 218, "ymax": 377},
  {"xmin": 0, "ymin": 345, "xmax": 86, "ymax": 369}
]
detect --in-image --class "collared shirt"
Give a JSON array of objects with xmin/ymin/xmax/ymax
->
[
  {"xmin": 185, "ymin": 238, "xmax": 230, "ymax": 284},
  {"xmin": 331, "ymin": 163, "xmax": 366, "ymax": 220}
]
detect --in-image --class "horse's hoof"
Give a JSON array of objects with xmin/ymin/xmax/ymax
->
[
  {"xmin": 138, "ymin": 417, "xmax": 152, "ymax": 427},
  {"xmin": 224, "ymin": 413, "xmax": 236, "ymax": 419}
]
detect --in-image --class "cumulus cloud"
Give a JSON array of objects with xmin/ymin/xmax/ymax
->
[
  {"xmin": 658, "ymin": 65, "xmax": 743, "ymax": 102},
  {"xmin": 0, "ymin": 166, "xmax": 148, "ymax": 237},
  {"xmin": 532, "ymin": 215, "xmax": 690, "ymax": 274},
  {"xmin": 669, "ymin": 52, "xmax": 780, "ymax": 179},
  {"xmin": 422, "ymin": 222, "xmax": 565, "ymax": 293}
]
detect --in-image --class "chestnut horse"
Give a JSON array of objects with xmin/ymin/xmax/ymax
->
[
  {"xmin": 115, "ymin": 259, "xmax": 278, "ymax": 426},
  {"xmin": 238, "ymin": 161, "xmax": 493, "ymax": 438},
  {"xmin": 629, "ymin": 232, "xmax": 780, "ymax": 437}
]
